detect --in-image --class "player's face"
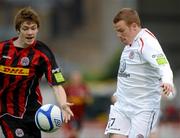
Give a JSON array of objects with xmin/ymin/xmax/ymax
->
[
  {"xmin": 114, "ymin": 20, "xmax": 136, "ymax": 45},
  {"xmin": 18, "ymin": 21, "xmax": 38, "ymax": 46}
]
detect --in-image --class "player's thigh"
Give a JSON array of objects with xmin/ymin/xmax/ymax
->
[
  {"xmin": 105, "ymin": 105, "xmax": 130, "ymax": 137},
  {"xmin": 129, "ymin": 110, "xmax": 159, "ymax": 138}
]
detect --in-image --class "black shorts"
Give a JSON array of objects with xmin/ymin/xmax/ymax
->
[{"xmin": 0, "ymin": 111, "xmax": 41, "ymax": 138}]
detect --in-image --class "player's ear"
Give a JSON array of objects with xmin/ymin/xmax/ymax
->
[
  {"xmin": 131, "ymin": 22, "xmax": 138, "ymax": 31},
  {"xmin": 132, "ymin": 23, "xmax": 136, "ymax": 28}
]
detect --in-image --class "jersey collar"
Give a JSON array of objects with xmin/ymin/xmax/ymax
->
[
  {"xmin": 134, "ymin": 28, "xmax": 146, "ymax": 41},
  {"xmin": 10, "ymin": 37, "xmax": 37, "ymax": 49}
]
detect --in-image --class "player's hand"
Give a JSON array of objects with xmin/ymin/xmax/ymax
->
[
  {"xmin": 61, "ymin": 102, "xmax": 74, "ymax": 123},
  {"xmin": 161, "ymin": 83, "xmax": 173, "ymax": 96}
]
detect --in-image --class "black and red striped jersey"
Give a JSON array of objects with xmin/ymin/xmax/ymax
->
[{"xmin": 0, "ymin": 37, "xmax": 65, "ymax": 118}]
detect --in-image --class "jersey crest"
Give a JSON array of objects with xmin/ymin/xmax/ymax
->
[{"xmin": 20, "ymin": 57, "xmax": 30, "ymax": 66}]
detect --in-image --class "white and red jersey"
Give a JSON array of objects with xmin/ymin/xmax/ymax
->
[{"xmin": 114, "ymin": 28, "xmax": 173, "ymax": 111}]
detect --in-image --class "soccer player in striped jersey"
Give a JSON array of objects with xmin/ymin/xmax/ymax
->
[
  {"xmin": 105, "ymin": 8, "xmax": 174, "ymax": 138},
  {"xmin": 0, "ymin": 7, "xmax": 73, "ymax": 137}
]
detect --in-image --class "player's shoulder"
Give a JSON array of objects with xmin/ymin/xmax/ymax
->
[
  {"xmin": 137, "ymin": 29, "xmax": 157, "ymax": 46},
  {"xmin": 35, "ymin": 40, "xmax": 53, "ymax": 52},
  {"xmin": 35, "ymin": 40, "xmax": 50, "ymax": 50},
  {"xmin": 0, "ymin": 39, "xmax": 11, "ymax": 46},
  {"xmin": 141, "ymin": 28, "xmax": 157, "ymax": 40},
  {"xmin": 35, "ymin": 40, "xmax": 55, "ymax": 58}
]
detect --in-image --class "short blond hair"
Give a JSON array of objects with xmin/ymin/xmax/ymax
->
[{"xmin": 113, "ymin": 8, "xmax": 141, "ymax": 27}]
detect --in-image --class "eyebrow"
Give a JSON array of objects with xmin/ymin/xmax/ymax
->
[{"xmin": 22, "ymin": 24, "xmax": 37, "ymax": 28}]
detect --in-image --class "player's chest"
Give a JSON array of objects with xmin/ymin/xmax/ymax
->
[
  {"xmin": 121, "ymin": 47, "xmax": 142, "ymax": 64},
  {"xmin": 0, "ymin": 48, "xmax": 41, "ymax": 75},
  {"xmin": 0, "ymin": 47, "xmax": 41, "ymax": 66}
]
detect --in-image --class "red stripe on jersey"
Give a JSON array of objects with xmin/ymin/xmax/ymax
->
[
  {"xmin": 38, "ymin": 50, "xmax": 53, "ymax": 83},
  {"xmin": 6, "ymin": 91, "xmax": 14, "ymax": 115},
  {"xmin": 0, "ymin": 42, "xmax": 5, "ymax": 55},
  {"xmin": 28, "ymin": 49, "xmax": 43, "ymax": 104},
  {"xmin": 5, "ymin": 43, "xmax": 15, "ymax": 115},
  {"xmin": 140, "ymin": 38, "xmax": 144, "ymax": 53},
  {"xmin": 4, "ymin": 44, "xmax": 18, "ymax": 114},
  {"xmin": 145, "ymin": 29, "xmax": 156, "ymax": 39},
  {"xmin": 47, "ymin": 62, "xmax": 52, "ymax": 83},
  {"xmin": 18, "ymin": 79, "xmax": 30, "ymax": 116},
  {"xmin": 1, "ymin": 120, "xmax": 14, "ymax": 138}
]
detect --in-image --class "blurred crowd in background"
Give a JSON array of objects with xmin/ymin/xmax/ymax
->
[{"xmin": 1, "ymin": 0, "xmax": 180, "ymax": 138}]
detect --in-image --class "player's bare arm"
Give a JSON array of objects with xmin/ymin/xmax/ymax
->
[{"xmin": 52, "ymin": 85, "xmax": 74, "ymax": 123}]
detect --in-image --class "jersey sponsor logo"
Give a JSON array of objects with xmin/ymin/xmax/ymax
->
[
  {"xmin": 129, "ymin": 51, "xmax": 135, "ymax": 59},
  {"xmin": 118, "ymin": 60, "xmax": 130, "ymax": 78},
  {"xmin": 54, "ymin": 72, "xmax": 65, "ymax": 82},
  {"xmin": 15, "ymin": 128, "xmax": 24, "ymax": 137},
  {"xmin": 0, "ymin": 65, "xmax": 29, "ymax": 76},
  {"xmin": 21, "ymin": 57, "xmax": 30, "ymax": 66},
  {"xmin": 119, "ymin": 59, "xmax": 126, "ymax": 73}
]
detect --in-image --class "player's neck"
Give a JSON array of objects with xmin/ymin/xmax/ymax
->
[{"xmin": 13, "ymin": 38, "xmax": 28, "ymax": 48}]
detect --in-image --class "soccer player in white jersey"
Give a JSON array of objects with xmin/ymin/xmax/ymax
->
[{"xmin": 104, "ymin": 8, "xmax": 174, "ymax": 138}]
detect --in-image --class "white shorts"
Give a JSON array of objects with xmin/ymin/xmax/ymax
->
[{"xmin": 105, "ymin": 104, "xmax": 160, "ymax": 138}]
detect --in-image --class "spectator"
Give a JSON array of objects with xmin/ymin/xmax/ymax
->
[{"xmin": 64, "ymin": 71, "xmax": 91, "ymax": 138}]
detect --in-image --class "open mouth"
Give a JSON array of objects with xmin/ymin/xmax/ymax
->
[{"xmin": 26, "ymin": 37, "xmax": 34, "ymax": 40}]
